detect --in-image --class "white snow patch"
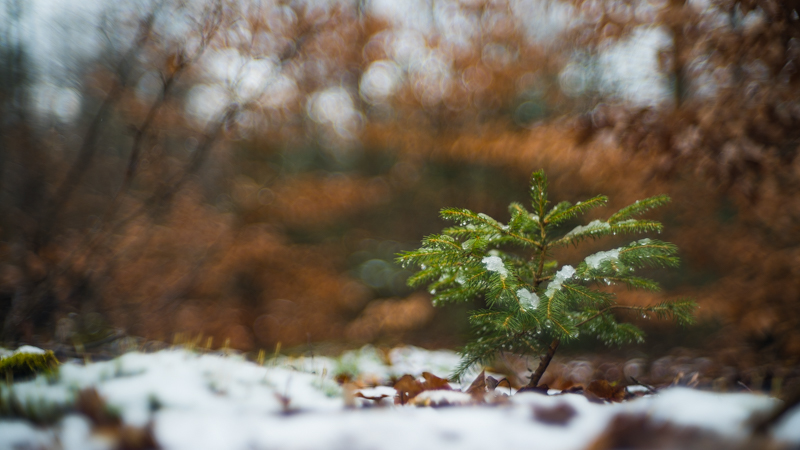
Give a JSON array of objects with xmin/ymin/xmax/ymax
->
[
  {"xmin": 625, "ymin": 385, "xmax": 652, "ymax": 394},
  {"xmin": 60, "ymin": 415, "xmax": 111, "ymax": 450},
  {"xmin": 584, "ymin": 248, "xmax": 621, "ymax": 270},
  {"xmin": 0, "ymin": 420, "xmax": 56, "ymax": 449},
  {"xmin": 0, "ymin": 346, "xmax": 795, "ymax": 450},
  {"xmin": 482, "ymin": 256, "xmax": 509, "ymax": 278},
  {"xmin": 356, "ymin": 386, "xmax": 396, "ymax": 398},
  {"xmin": 545, "ymin": 265, "xmax": 576, "ymax": 298},
  {"xmin": 411, "ymin": 389, "xmax": 473, "ymax": 406},
  {"xmin": 566, "ymin": 220, "xmax": 610, "ymax": 237},
  {"xmin": 12, "ymin": 345, "xmax": 47, "ymax": 355},
  {"xmin": 388, "ymin": 346, "xmax": 465, "ymax": 379},
  {"xmin": 626, "ymin": 388, "xmax": 777, "ymax": 438},
  {"xmin": 517, "ymin": 288, "xmax": 540, "ymax": 310},
  {"xmin": 774, "ymin": 405, "xmax": 800, "ymax": 444}
]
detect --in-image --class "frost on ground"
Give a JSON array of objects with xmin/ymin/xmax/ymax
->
[{"xmin": 0, "ymin": 345, "xmax": 799, "ymax": 450}]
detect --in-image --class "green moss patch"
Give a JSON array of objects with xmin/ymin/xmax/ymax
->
[{"xmin": 0, "ymin": 350, "xmax": 60, "ymax": 382}]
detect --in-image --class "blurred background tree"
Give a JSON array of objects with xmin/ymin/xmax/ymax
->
[{"xmin": 0, "ymin": 0, "xmax": 798, "ymax": 382}]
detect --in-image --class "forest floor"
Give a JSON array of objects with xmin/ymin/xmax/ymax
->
[{"xmin": 1, "ymin": 344, "xmax": 799, "ymax": 450}]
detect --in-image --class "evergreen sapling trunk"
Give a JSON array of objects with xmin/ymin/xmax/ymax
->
[{"xmin": 397, "ymin": 170, "xmax": 696, "ymax": 387}]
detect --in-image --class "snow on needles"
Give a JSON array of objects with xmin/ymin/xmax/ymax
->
[
  {"xmin": 481, "ymin": 255, "xmax": 508, "ymax": 278},
  {"xmin": 517, "ymin": 287, "xmax": 540, "ymax": 310},
  {"xmin": 545, "ymin": 265, "xmax": 576, "ymax": 298},
  {"xmin": 566, "ymin": 219, "xmax": 609, "ymax": 237},
  {"xmin": 584, "ymin": 249, "xmax": 621, "ymax": 270},
  {"xmin": 0, "ymin": 346, "xmax": 799, "ymax": 450}
]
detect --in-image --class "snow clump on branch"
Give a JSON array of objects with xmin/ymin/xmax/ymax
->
[
  {"xmin": 545, "ymin": 265, "xmax": 576, "ymax": 298},
  {"xmin": 482, "ymin": 256, "xmax": 509, "ymax": 278}
]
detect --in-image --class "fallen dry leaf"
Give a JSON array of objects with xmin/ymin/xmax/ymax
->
[
  {"xmin": 586, "ymin": 413, "xmax": 780, "ymax": 450},
  {"xmin": 533, "ymin": 402, "xmax": 577, "ymax": 426},
  {"xmin": 117, "ymin": 424, "xmax": 159, "ymax": 450},
  {"xmin": 585, "ymin": 380, "xmax": 626, "ymax": 403},
  {"xmin": 334, "ymin": 373, "xmax": 354, "ymax": 385},
  {"xmin": 421, "ymin": 372, "xmax": 452, "ymax": 390},
  {"xmin": 393, "ymin": 372, "xmax": 460, "ymax": 405},
  {"xmin": 466, "ymin": 370, "xmax": 486, "ymax": 401},
  {"xmin": 74, "ymin": 388, "xmax": 158, "ymax": 449},
  {"xmin": 486, "ymin": 375, "xmax": 500, "ymax": 392},
  {"xmin": 393, "ymin": 374, "xmax": 424, "ymax": 404},
  {"xmin": 76, "ymin": 388, "xmax": 121, "ymax": 427},
  {"xmin": 355, "ymin": 392, "xmax": 391, "ymax": 402}
]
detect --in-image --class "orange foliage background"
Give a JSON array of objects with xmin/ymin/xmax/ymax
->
[{"xmin": 1, "ymin": 0, "xmax": 799, "ymax": 376}]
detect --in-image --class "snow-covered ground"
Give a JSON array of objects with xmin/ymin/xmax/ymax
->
[{"xmin": 1, "ymin": 345, "xmax": 799, "ymax": 450}]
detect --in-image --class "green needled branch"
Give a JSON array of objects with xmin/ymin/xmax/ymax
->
[{"xmin": 397, "ymin": 169, "xmax": 696, "ymax": 383}]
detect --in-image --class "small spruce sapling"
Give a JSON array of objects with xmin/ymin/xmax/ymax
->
[{"xmin": 397, "ymin": 170, "xmax": 696, "ymax": 387}]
